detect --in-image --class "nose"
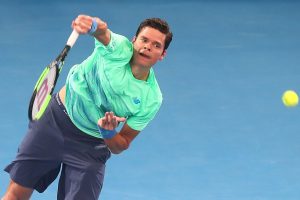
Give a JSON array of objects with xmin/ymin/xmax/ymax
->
[{"xmin": 143, "ymin": 44, "xmax": 151, "ymax": 51}]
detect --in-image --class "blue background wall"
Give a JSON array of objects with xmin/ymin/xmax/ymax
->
[{"xmin": 1, "ymin": 0, "xmax": 300, "ymax": 199}]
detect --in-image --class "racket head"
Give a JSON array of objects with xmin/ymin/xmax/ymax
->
[
  {"xmin": 28, "ymin": 43, "xmax": 71, "ymax": 121},
  {"xmin": 28, "ymin": 62, "xmax": 59, "ymax": 121}
]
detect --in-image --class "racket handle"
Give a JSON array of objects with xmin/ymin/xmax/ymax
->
[{"xmin": 67, "ymin": 30, "xmax": 79, "ymax": 48}]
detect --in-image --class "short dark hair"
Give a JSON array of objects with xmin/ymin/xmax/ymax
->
[{"xmin": 135, "ymin": 18, "xmax": 173, "ymax": 50}]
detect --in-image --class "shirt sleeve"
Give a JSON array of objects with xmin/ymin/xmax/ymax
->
[
  {"xmin": 126, "ymin": 100, "xmax": 162, "ymax": 131},
  {"xmin": 94, "ymin": 31, "xmax": 133, "ymax": 62}
]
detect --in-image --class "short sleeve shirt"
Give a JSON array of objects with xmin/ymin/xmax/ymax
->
[{"xmin": 65, "ymin": 32, "xmax": 162, "ymax": 138}]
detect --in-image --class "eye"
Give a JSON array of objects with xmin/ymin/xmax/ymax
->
[
  {"xmin": 140, "ymin": 38, "xmax": 147, "ymax": 43},
  {"xmin": 154, "ymin": 43, "xmax": 162, "ymax": 49}
]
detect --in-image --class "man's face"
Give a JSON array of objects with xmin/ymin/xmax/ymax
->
[{"xmin": 132, "ymin": 27, "xmax": 166, "ymax": 68}]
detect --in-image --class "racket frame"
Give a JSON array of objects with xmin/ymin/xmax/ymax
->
[
  {"xmin": 28, "ymin": 30, "xmax": 79, "ymax": 121},
  {"xmin": 28, "ymin": 46, "xmax": 70, "ymax": 121}
]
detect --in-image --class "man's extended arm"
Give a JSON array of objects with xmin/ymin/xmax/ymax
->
[{"xmin": 72, "ymin": 15, "xmax": 111, "ymax": 45}]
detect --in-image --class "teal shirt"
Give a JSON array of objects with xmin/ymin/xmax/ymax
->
[{"xmin": 65, "ymin": 32, "xmax": 162, "ymax": 138}]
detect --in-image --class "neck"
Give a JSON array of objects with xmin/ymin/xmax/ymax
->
[{"xmin": 130, "ymin": 62, "xmax": 150, "ymax": 81}]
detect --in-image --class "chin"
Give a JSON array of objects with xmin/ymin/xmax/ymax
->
[
  {"xmin": 137, "ymin": 58, "xmax": 152, "ymax": 67},
  {"xmin": 139, "ymin": 63, "xmax": 152, "ymax": 68}
]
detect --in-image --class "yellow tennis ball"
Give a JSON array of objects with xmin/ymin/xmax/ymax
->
[{"xmin": 282, "ymin": 90, "xmax": 299, "ymax": 107}]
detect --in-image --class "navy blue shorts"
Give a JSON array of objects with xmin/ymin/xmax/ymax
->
[{"xmin": 4, "ymin": 93, "xmax": 111, "ymax": 200}]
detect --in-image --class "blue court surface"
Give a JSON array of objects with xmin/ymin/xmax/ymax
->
[{"xmin": 1, "ymin": 0, "xmax": 300, "ymax": 199}]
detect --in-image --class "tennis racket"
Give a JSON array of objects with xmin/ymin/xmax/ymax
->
[{"xmin": 28, "ymin": 30, "xmax": 79, "ymax": 121}]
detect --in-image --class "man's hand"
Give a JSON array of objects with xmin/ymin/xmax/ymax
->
[
  {"xmin": 98, "ymin": 112, "xmax": 140, "ymax": 154},
  {"xmin": 72, "ymin": 15, "xmax": 110, "ymax": 45},
  {"xmin": 98, "ymin": 112, "xmax": 126, "ymax": 130}
]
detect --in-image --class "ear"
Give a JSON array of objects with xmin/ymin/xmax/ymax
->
[
  {"xmin": 132, "ymin": 36, "xmax": 137, "ymax": 43},
  {"xmin": 159, "ymin": 50, "xmax": 167, "ymax": 61}
]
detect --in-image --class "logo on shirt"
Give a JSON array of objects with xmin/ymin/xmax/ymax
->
[{"xmin": 133, "ymin": 97, "xmax": 141, "ymax": 104}]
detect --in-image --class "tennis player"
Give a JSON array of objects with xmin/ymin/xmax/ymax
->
[{"xmin": 2, "ymin": 14, "xmax": 173, "ymax": 200}]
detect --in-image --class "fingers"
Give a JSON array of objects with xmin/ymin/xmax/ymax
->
[
  {"xmin": 72, "ymin": 15, "xmax": 108, "ymax": 35},
  {"xmin": 72, "ymin": 15, "xmax": 94, "ymax": 34},
  {"xmin": 98, "ymin": 112, "xmax": 126, "ymax": 130},
  {"xmin": 105, "ymin": 112, "xmax": 116, "ymax": 128},
  {"xmin": 116, "ymin": 116, "xmax": 127, "ymax": 122}
]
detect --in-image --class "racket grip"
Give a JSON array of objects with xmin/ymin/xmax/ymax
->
[{"xmin": 67, "ymin": 30, "xmax": 79, "ymax": 48}]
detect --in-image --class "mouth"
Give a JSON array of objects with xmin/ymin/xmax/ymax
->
[{"xmin": 139, "ymin": 52, "xmax": 151, "ymax": 59}]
